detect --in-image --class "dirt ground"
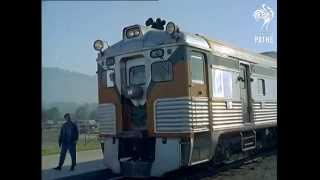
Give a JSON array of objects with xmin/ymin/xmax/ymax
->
[{"xmin": 204, "ymin": 155, "xmax": 277, "ymax": 180}]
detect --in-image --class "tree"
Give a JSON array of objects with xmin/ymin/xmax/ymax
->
[
  {"xmin": 89, "ymin": 110, "xmax": 97, "ymax": 120},
  {"xmin": 75, "ymin": 104, "xmax": 89, "ymax": 120},
  {"xmin": 46, "ymin": 107, "xmax": 62, "ymax": 121}
]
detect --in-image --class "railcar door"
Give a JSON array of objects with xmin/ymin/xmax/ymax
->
[
  {"xmin": 189, "ymin": 51, "xmax": 211, "ymax": 163},
  {"xmin": 189, "ymin": 51, "xmax": 208, "ymax": 98},
  {"xmin": 239, "ymin": 63, "xmax": 252, "ymax": 123}
]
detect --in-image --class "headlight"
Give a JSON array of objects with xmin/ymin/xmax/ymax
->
[
  {"xmin": 166, "ymin": 22, "xmax": 176, "ymax": 34},
  {"xmin": 93, "ymin": 40, "xmax": 104, "ymax": 51},
  {"xmin": 134, "ymin": 29, "xmax": 140, "ymax": 36},
  {"xmin": 126, "ymin": 28, "xmax": 141, "ymax": 39},
  {"xmin": 126, "ymin": 29, "xmax": 134, "ymax": 38}
]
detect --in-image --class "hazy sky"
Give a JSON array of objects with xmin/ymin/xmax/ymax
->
[{"xmin": 42, "ymin": 0, "xmax": 277, "ymax": 75}]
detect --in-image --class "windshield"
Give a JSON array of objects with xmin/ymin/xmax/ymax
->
[
  {"xmin": 129, "ymin": 65, "xmax": 145, "ymax": 85},
  {"xmin": 151, "ymin": 61, "xmax": 172, "ymax": 82}
]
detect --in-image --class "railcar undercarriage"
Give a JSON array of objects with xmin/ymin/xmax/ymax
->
[{"xmin": 213, "ymin": 127, "xmax": 277, "ymax": 165}]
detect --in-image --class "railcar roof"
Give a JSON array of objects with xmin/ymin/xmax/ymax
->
[
  {"xmin": 199, "ymin": 35, "xmax": 277, "ymax": 68},
  {"xmin": 101, "ymin": 25, "xmax": 277, "ymax": 68}
]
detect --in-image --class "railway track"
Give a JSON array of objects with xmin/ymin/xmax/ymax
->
[
  {"xmin": 163, "ymin": 147, "xmax": 277, "ymax": 180},
  {"xmin": 59, "ymin": 148, "xmax": 276, "ymax": 180}
]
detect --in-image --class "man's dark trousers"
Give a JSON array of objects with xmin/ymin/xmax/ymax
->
[{"xmin": 58, "ymin": 143, "xmax": 76, "ymax": 167}]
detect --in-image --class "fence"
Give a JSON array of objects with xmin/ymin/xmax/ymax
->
[{"xmin": 42, "ymin": 121, "xmax": 101, "ymax": 155}]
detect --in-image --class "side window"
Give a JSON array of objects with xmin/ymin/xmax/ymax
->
[
  {"xmin": 212, "ymin": 69, "xmax": 233, "ymax": 99},
  {"xmin": 257, "ymin": 79, "xmax": 266, "ymax": 96},
  {"xmin": 106, "ymin": 69, "xmax": 115, "ymax": 88},
  {"xmin": 151, "ymin": 61, "xmax": 173, "ymax": 82},
  {"xmin": 191, "ymin": 52, "xmax": 205, "ymax": 84}
]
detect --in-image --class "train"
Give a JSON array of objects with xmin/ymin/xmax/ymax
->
[{"xmin": 94, "ymin": 18, "xmax": 277, "ymax": 178}]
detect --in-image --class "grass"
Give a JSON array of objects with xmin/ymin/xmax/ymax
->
[
  {"xmin": 42, "ymin": 140, "xmax": 101, "ymax": 156},
  {"xmin": 42, "ymin": 128, "xmax": 101, "ymax": 156}
]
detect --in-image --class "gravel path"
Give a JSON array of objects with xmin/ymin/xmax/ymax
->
[
  {"xmin": 204, "ymin": 155, "xmax": 277, "ymax": 180},
  {"xmin": 42, "ymin": 149, "xmax": 105, "ymax": 180}
]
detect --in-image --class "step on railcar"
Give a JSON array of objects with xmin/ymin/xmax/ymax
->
[{"xmin": 94, "ymin": 18, "xmax": 277, "ymax": 178}]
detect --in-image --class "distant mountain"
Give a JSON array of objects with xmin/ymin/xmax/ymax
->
[
  {"xmin": 42, "ymin": 67, "xmax": 98, "ymax": 106},
  {"xmin": 261, "ymin": 51, "xmax": 277, "ymax": 59},
  {"xmin": 43, "ymin": 101, "xmax": 82, "ymax": 114}
]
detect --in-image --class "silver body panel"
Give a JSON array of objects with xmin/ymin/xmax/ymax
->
[
  {"xmin": 154, "ymin": 98, "xmax": 277, "ymax": 132},
  {"xmin": 103, "ymin": 138, "xmax": 120, "ymax": 173},
  {"xmin": 155, "ymin": 97, "xmax": 210, "ymax": 133},
  {"xmin": 151, "ymin": 138, "xmax": 181, "ymax": 176},
  {"xmin": 211, "ymin": 101, "xmax": 244, "ymax": 130},
  {"xmin": 253, "ymin": 102, "xmax": 277, "ymax": 124},
  {"xmin": 97, "ymin": 103, "xmax": 116, "ymax": 135}
]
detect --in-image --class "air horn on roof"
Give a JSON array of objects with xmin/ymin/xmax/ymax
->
[
  {"xmin": 145, "ymin": 18, "xmax": 166, "ymax": 30},
  {"xmin": 145, "ymin": 18, "xmax": 179, "ymax": 35}
]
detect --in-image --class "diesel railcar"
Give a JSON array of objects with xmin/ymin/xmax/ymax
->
[{"xmin": 94, "ymin": 19, "xmax": 277, "ymax": 177}]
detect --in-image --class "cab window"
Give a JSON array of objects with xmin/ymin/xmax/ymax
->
[
  {"xmin": 191, "ymin": 52, "xmax": 205, "ymax": 84},
  {"xmin": 129, "ymin": 65, "xmax": 145, "ymax": 85},
  {"xmin": 106, "ymin": 69, "xmax": 115, "ymax": 88},
  {"xmin": 151, "ymin": 61, "xmax": 173, "ymax": 82}
]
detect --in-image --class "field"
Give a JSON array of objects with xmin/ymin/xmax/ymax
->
[{"xmin": 42, "ymin": 127, "xmax": 101, "ymax": 156}]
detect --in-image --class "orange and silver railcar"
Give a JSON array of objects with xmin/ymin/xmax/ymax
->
[{"xmin": 94, "ymin": 19, "xmax": 277, "ymax": 177}]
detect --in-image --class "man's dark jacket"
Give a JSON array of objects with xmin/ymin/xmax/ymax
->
[{"xmin": 59, "ymin": 121, "xmax": 79, "ymax": 146}]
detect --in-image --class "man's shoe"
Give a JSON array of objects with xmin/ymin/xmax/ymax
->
[
  {"xmin": 53, "ymin": 166, "xmax": 61, "ymax": 171},
  {"xmin": 70, "ymin": 166, "xmax": 75, "ymax": 171}
]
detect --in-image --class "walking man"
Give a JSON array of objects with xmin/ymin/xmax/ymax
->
[{"xmin": 54, "ymin": 113, "xmax": 79, "ymax": 171}]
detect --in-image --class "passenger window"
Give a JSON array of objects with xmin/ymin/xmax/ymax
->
[
  {"xmin": 258, "ymin": 79, "xmax": 266, "ymax": 96},
  {"xmin": 212, "ymin": 69, "xmax": 233, "ymax": 99},
  {"xmin": 129, "ymin": 65, "xmax": 145, "ymax": 85},
  {"xmin": 151, "ymin": 61, "xmax": 173, "ymax": 82},
  {"xmin": 191, "ymin": 52, "xmax": 205, "ymax": 84}
]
